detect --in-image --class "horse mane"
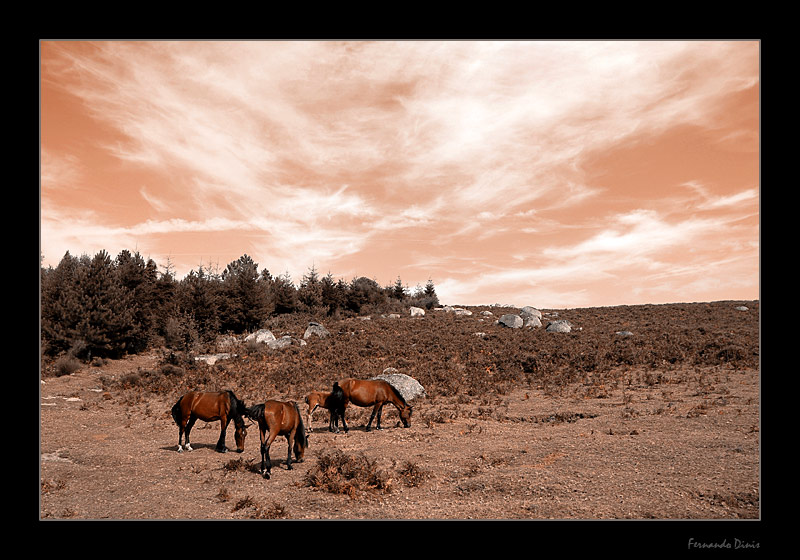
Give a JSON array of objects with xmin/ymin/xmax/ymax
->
[
  {"xmin": 384, "ymin": 381, "xmax": 408, "ymax": 407},
  {"xmin": 246, "ymin": 402, "xmax": 265, "ymax": 422},
  {"xmin": 226, "ymin": 390, "xmax": 246, "ymax": 419}
]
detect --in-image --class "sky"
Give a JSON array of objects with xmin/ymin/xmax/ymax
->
[{"xmin": 40, "ymin": 40, "xmax": 760, "ymax": 308}]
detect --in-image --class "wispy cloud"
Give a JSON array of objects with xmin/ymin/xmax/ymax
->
[{"xmin": 41, "ymin": 40, "xmax": 759, "ymax": 306}]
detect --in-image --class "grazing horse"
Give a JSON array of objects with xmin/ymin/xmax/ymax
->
[
  {"xmin": 171, "ymin": 390, "xmax": 247, "ymax": 453},
  {"xmin": 245, "ymin": 401, "xmax": 308, "ymax": 479},
  {"xmin": 305, "ymin": 382, "xmax": 347, "ymax": 433},
  {"xmin": 338, "ymin": 378, "xmax": 412, "ymax": 432}
]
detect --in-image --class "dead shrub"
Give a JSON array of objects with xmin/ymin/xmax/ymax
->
[
  {"xmin": 54, "ymin": 356, "xmax": 81, "ymax": 377},
  {"xmin": 303, "ymin": 450, "xmax": 392, "ymax": 497},
  {"xmin": 397, "ymin": 461, "xmax": 432, "ymax": 487}
]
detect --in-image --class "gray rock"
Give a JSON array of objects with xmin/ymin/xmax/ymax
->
[
  {"xmin": 520, "ymin": 306, "xmax": 543, "ymax": 319},
  {"xmin": 410, "ymin": 306, "xmax": 426, "ymax": 317},
  {"xmin": 303, "ymin": 322, "xmax": 330, "ymax": 339},
  {"xmin": 499, "ymin": 314, "xmax": 524, "ymax": 328},
  {"xmin": 372, "ymin": 369, "xmax": 427, "ymax": 401},
  {"xmin": 195, "ymin": 353, "xmax": 234, "ymax": 365},
  {"xmin": 524, "ymin": 316, "xmax": 542, "ymax": 328},
  {"xmin": 546, "ymin": 320, "xmax": 572, "ymax": 333},
  {"xmin": 267, "ymin": 336, "xmax": 294, "ymax": 350},
  {"xmin": 245, "ymin": 329, "xmax": 276, "ymax": 344}
]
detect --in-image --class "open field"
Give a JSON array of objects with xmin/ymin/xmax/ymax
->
[{"xmin": 40, "ymin": 301, "xmax": 759, "ymax": 524}]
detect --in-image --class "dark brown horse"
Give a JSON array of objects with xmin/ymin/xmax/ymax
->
[
  {"xmin": 171, "ymin": 390, "xmax": 247, "ymax": 453},
  {"xmin": 245, "ymin": 400, "xmax": 308, "ymax": 479},
  {"xmin": 338, "ymin": 378, "xmax": 412, "ymax": 432},
  {"xmin": 304, "ymin": 381, "xmax": 347, "ymax": 433}
]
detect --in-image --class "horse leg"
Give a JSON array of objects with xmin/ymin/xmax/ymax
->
[
  {"xmin": 261, "ymin": 430, "xmax": 277, "ymax": 479},
  {"xmin": 307, "ymin": 405, "xmax": 316, "ymax": 433},
  {"xmin": 176, "ymin": 413, "xmax": 188, "ymax": 452},
  {"xmin": 375, "ymin": 403, "xmax": 385, "ymax": 430},
  {"xmin": 339, "ymin": 405, "xmax": 349, "ymax": 433},
  {"xmin": 184, "ymin": 416, "xmax": 197, "ymax": 451},
  {"xmin": 216, "ymin": 417, "xmax": 230, "ymax": 453},
  {"xmin": 329, "ymin": 409, "xmax": 340, "ymax": 433},
  {"xmin": 285, "ymin": 430, "xmax": 295, "ymax": 470},
  {"xmin": 366, "ymin": 404, "xmax": 380, "ymax": 432}
]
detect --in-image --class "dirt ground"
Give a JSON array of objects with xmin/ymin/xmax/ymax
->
[{"xmin": 40, "ymin": 348, "xmax": 760, "ymax": 527}]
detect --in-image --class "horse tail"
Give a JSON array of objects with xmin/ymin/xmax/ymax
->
[
  {"xmin": 245, "ymin": 403, "xmax": 265, "ymax": 422},
  {"xmin": 293, "ymin": 402, "xmax": 307, "ymax": 446},
  {"xmin": 330, "ymin": 382, "xmax": 346, "ymax": 410},
  {"xmin": 170, "ymin": 396, "xmax": 183, "ymax": 426}
]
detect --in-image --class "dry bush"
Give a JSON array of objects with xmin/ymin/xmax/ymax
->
[
  {"xmin": 100, "ymin": 301, "xmax": 758, "ymax": 407},
  {"xmin": 397, "ymin": 461, "xmax": 432, "ymax": 487},
  {"xmin": 53, "ymin": 356, "xmax": 82, "ymax": 377},
  {"xmin": 303, "ymin": 450, "xmax": 392, "ymax": 497}
]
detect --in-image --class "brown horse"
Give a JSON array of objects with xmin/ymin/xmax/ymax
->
[
  {"xmin": 304, "ymin": 382, "xmax": 347, "ymax": 433},
  {"xmin": 245, "ymin": 400, "xmax": 308, "ymax": 479},
  {"xmin": 338, "ymin": 378, "xmax": 412, "ymax": 432},
  {"xmin": 171, "ymin": 390, "xmax": 247, "ymax": 453}
]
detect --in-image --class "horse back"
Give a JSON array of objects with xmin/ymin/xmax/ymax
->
[
  {"xmin": 184, "ymin": 391, "xmax": 230, "ymax": 422},
  {"xmin": 264, "ymin": 400, "xmax": 300, "ymax": 434},
  {"xmin": 339, "ymin": 378, "xmax": 393, "ymax": 406}
]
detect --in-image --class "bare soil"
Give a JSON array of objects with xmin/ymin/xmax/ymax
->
[{"xmin": 40, "ymin": 304, "xmax": 760, "ymax": 524}]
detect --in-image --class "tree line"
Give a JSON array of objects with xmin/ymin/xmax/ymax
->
[{"xmin": 40, "ymin": 250, "xmax": 439, "ymax": 360}]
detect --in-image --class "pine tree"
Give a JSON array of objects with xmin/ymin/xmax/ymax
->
[
  {"xmin": 298, "ymin": 264, "xmax": 324, "ymax": 310},
  {"xmin": 273, "ymin": 271, "xmax": 298, "ymax": 315},
  {"xmin": 77, "ymin": 250, "xmax": 136, "ymax": 359},
  {"xmin": 41, "ymin": 251, "xmax": 84, "ymax": 356},
  {"xmin": 219, "ymin": 254, "xmax": 269, "ymax": 332},
  {"xmin": 391, "ymin": 276, "xmax": 407, "ymax": 300}
]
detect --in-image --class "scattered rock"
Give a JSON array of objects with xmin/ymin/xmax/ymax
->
[
  {"xmin": 267, "ymin": 336, "xmax": 295, "ymax": 350},
  {"xmin": 524, "ymin": 316, "xmax": 542, "ymax": 328},
  {"xmin": 303, "ymin": 322, "xmax": 330, "ymax": 340},
  {"xmin": 372, "ymin": 369, "xmax": 427, "ymax": 401},
  {"xmin": 410, "ymin": 307, "xmax": 426, "ymax": 317},
  {"xmin": 520, "ymin": 306, "xmax": 542, "ymax": 319},
  {"xmin": 546, "ymin": 320, "xmax": 572, "ymax": 333},
  {"xmin": 195, "ymin": 353, "xmax": 234, "ymax": 365},
  {"xmin": 616, "ymin": 330, "xmax": 634, "ymax": 337},
  {"xmin": 735, "ymin": 306, "xmax": 749, "ymax": 312},
  {"xmin": 245, "ymin": 329, "xmax": 276, "ymax": 344},
  {"xmin": 499, "ymin": 314, "xmax": 523, "ymax": 328}
]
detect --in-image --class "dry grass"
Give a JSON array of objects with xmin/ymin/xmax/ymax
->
[
  {"xmin": 93, "ymin": 301, "xmax": 758, "ymax": 412},
  {"xmin": 303, "ymin": 450, "xmax": 393, "ymax": 497}
]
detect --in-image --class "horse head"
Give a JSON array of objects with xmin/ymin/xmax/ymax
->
[
  {"xmin": 234, "ymin": 417, "xmax": 247, "ymax": 452},
  {"xmin": 400, "ymin": 405, "xmax": 413, "ymax": 428}
]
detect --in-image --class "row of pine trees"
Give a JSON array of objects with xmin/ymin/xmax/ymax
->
[{"xmin": 40, "ymin": 250, "xmax": 439, "ymax": 360}]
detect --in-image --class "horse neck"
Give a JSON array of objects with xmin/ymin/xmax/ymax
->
[{"xmin": 386, "ymin": 387, "xmax": 408, "ymax": 410}]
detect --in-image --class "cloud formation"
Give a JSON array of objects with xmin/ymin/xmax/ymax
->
[{"xmin": 40, "ymin": 40, "xmax": 759, "ymax": 307}]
